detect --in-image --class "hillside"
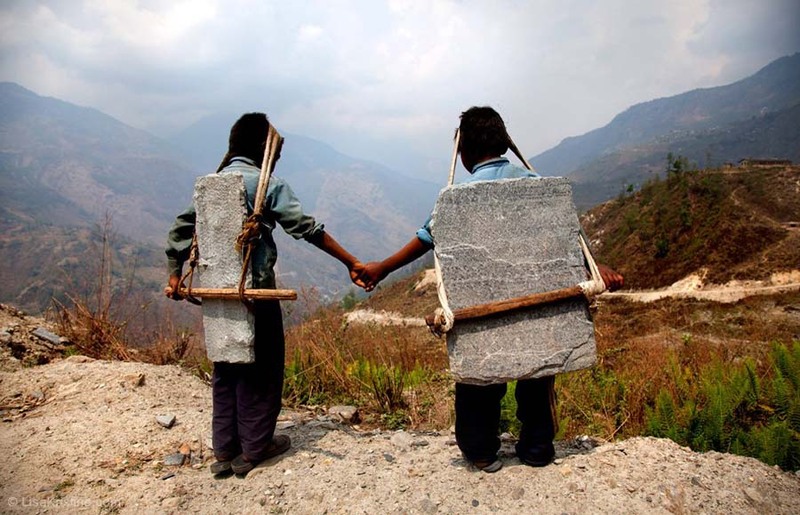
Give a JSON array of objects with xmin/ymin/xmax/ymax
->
[
  {"xmin": 531, "ymin": 53, "xmax": 800, "ymax": 208},
  {"xmin": 581, "ymin": 163, "xmax": 800, "ymax": 290},
  {"xmin": 0, "ymin": 82, "xmax": 195, "ymax": 243},
  {"xmin": 2, "ymin": 158, "xmax": 799, "ymax": 511},
  {"xmin": 0, "ymin": 84, "xmax": 440, "ymax": 312}
]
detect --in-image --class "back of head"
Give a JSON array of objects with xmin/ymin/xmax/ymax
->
[
  {"xmin": 228, "ymin": 112, "xmax": 269, "ymax": 161},
  {"xmin": 459, "ymin": 106, "xmax": 509, "ymax": 158},
  {"xmin": 216, "ymin": 112, "xmax": 269, "ymax": 171}
]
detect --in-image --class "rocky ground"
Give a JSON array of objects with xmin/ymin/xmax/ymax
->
[{"xmin": 1, "ymin": 304, "xmax": 799, "ymax": 514}]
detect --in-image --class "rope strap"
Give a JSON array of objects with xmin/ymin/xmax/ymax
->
[
  {"xmin": 577, "ymin": 232, "xmax": 606, "ymax": 297},
  {"xmin": 235, "ymin": 125, "xmax": 284, "ymax": 306},
  {"xmin": 179, "ymin": 234, "xmax": 202, "ymax": 305},
  {"xmin": 431, "ymin": 253, "xmax": 454, "ymax": 337},
  {"xmin": 430, "ymin": 130, "xmax": 600, "ymax": 336}
]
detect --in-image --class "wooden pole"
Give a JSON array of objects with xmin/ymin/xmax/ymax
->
[
  {"xmin": 180, "ymin": 287, "xmax": 297, "ymax": 301},
  {"xmin": 425, "ymin": 285, "xmax": 583, "ymax": 327},
  {"xmin": 447, "ymin": 129, "xmax": 461, "ymax": 186},
  {"xmin": 507, "ymin": 134, "xmax": 536, "ymax": 173},
  {"xmin": 254, "ymin": 125, "xmax": 283, "ymax": 215}
]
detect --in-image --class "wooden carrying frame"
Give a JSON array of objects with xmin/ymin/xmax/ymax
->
[
  {"xmin": 179, "ymin": 124, "xmax": 298, "ymax": 303},
  {"xmin": 426, "ymin": 129, "xmax": 604, "ymax": 335}
]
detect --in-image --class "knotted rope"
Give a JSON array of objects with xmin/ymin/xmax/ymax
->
[
  {"xmin": 577, "ymin": 232, "xmax": 606, "ymax": 297},
  {"xmin": 430, "ymin": 129, "xmax": 603, "ymax": 336},
  {"xmin": 430, "ymin": 129, "xmax": 461, "ymax": 337},
  {"xmin": 178, "ymin": 233, "xmax": 202, "ymax": 305},
  {"xmin": 235, "ymin": 125, "xmax": 284, "ymax": 306}
]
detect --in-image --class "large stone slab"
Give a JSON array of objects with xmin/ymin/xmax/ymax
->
[
  {"xmin": 194, "ymin": 172, "xmax": 254, "ymax": 363},
  {"xmin": 430, "ymin": 177, "xmax": 596, "ymax": 385}
]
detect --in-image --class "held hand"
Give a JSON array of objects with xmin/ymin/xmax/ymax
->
[
  {"xmin": 164, "ymin": 275, "xmax": 185, "ymax": 301},
  {"xmin": 598, "ymin": 264, "xmax": 624, "ymax": 292},
  {"xmin": 358, "ymin": 261, "xmax": 387, "ymax": 292},
  {"xmin": 349, "ymin": 261, "xmax": 368, "ymax": 289}
]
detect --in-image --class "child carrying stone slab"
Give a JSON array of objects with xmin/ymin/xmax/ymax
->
[
  {"xmin": 165, "ymin": 113, "xmax": 367, "ymax": 477},
  {"xmin": 357, "ymin": 107, "xmax": 624, "ymax": 473}
]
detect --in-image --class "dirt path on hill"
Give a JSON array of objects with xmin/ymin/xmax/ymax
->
[
  {"xmin": 603, "ymin": 270, "xmax": 800, "ymax": 304},
  {"xmin": 346, "ymin": 271, "xmax": 800, "ymax": 326}
]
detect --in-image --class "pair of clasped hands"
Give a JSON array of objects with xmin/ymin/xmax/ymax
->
[{"xmin": 348, "ymin": 261, "xmax": 385, "ymax": 293}]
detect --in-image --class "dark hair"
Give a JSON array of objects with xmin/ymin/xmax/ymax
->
[
  {"xmin": 216, "ymin": 112, "xmax": 270, "ymax": 172},
  {"xmin": 458, "ymin": 106, "xmax": 509, "ymax": 157}
]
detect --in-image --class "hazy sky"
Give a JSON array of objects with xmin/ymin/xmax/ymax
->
[{"xmin": 1, "ymin": 0, "xmax": 798, "ymax": 173}]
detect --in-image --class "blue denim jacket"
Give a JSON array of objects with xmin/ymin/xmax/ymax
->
[
  {"xmin": 166, "ymin": 157, "xmax": 324, "ymax": 288},
  {"xmin": 415, "ymin": 157, "xmax": 540, "ymax": 247}
]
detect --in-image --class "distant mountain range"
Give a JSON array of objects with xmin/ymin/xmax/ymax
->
[
  {"xmin": 1, "ymin": 52, "xmax": 798, "ymax": 312},
  {"xmin": 0, "ymin": 83, "xmax": 439, "ymax": 311},
  {"xmin": 532, "ymin": 53, "xmax": 800, "ymax": 208}
]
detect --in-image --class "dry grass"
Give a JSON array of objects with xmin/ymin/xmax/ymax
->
[
  {"xmin": 49, "ymin": 215, "xmax": 207, "ymax": 372},
  {"xmin": 583, "ymin": 165, "xmax": 800, "ymax": 289},
  {"xmin": 556, "ymin": 292, "xmax": 800, "ymax": 440},
  {"xmin": 283, "ymin": 286, "xmax": 452, "ymax": 429}
]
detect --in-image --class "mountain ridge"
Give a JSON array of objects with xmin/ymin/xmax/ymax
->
[
  {"xmin": 0, "ymin": 83, "xmax": 439, "ymax": 312},
  {"xmin": 531, "ymin": 53, "xmax": 800, "ymax": 208}
]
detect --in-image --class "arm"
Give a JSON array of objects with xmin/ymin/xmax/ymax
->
[
  {"xmin": 359, "ymin": 236, "xmax": 431, "ymax": 292},
  {"xmin": 268, "ymin": 179, "xmax": 366, "ymax": 286},
  {"xmin": 164, "ymin": 206, "xmax": 196, "ymax": 300},
  {"xmin": 306, "ymin": 231, "xmax": 367, "ymax": 287}
]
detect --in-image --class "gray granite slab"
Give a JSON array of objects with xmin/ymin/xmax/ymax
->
[
  {"xmin": 194, "ymin": 173, "xmax": 255, "ymax": 363},
  {"xmin": 430, "ymin": 177, "xmax": 596, "ymax": 384}
]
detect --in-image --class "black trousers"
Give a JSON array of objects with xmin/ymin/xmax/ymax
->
[
  {"xmin": 211, "ymin": 300, "xmax": 285, "ymax": 462},
  {"xmin": 455, "ymin": 376, "xmax": 556, "ymax": 462}
]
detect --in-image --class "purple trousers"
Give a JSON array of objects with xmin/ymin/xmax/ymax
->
[{"xmin": 211, "ymin": 300, "xmax": 285, "ymax": 462}]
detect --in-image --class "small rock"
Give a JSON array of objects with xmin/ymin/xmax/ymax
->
[
  {"xmin": 309, "ymin": 420, "xmax": 338, "ymax": 431},
  {"xmin": 32, "ymin": 327, "xmax": 62, "ymax": 346},
  {"xmin": 190, "ymin": 452, "xmax": 203, "ymax": 467},
  {"xmin": 328, "ymin": 405, "xmax": 359, "ymax": 424},
  {"xmin": 743, "ymin": 487, "xmax": 764, "ymax": 504},
  {"xmin": 156, "ymin": 414, "xmax": 176, "ymax": 428},
  {"xmin": 511, "ymin": 488, "xmax": 524, "ymax": 500},
  {"xmin": 276, "ymin": 420, "xmax": 296, "ymax": 430},
  {"xmin": 161, "ymin": 496, "xmax": 181, "ymax": 508},
  {"xmin": 471, "ymin": 499, "xmax": 479, "ymax": 507},
  {"xmin": 122, "ymin": 373, "xmax": 145, "ymax": 388},
  {"xmin": 178, "ymin": 443, "xmax": 191, "ymax": 456},
  {"xmin": 383, "ymin": 453, "xmax": 395, "ymax": 463},
  {"xmin": 0, "ymin": 331, "xmax": 11, "ymax": 344},
  {"xmin": 390, "ymin": 431, "xmax": 415, "ymax": 449},
  {"xmin": 419, "ymin": 498, "xmax": 438, "ymax": 513},
  {"xmin": 164, "ymin": 453, "xmax": 186, "ymax": 466},
  {"xmin": 160, "ymin": 473, "xmax": 175, "ymax": 480},
  {"xmin": 65, "ymin": 355, "xmax": 94, "ymax": 363}
]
